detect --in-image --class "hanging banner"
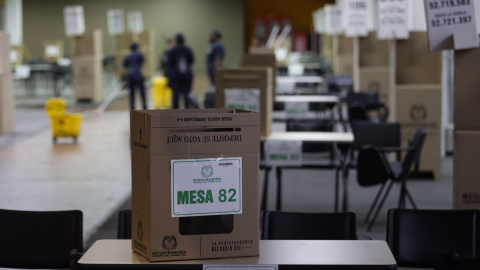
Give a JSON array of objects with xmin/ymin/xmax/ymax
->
[
  {"xmin": 344, "ymin": 0, "xmax": 368, "ymax": 37},
  {"xmin": 107, "ymin": 9, "xmax": 125, "ymax": 36},
  {"xmin": 63, "ymin": 6, "xmax": 85, "ymax": 37},
  {"xmin": 424, "ymin": 0, "xmax": 478, "ymax": 51},
  {"xmin": 377, "ymin": 0, "xmax": 409, "ymax": 39}
]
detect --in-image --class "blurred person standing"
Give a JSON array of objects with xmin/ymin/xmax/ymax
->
[
  {"xmin": 206, "ymin": 30, "xmax": 225, "ymax": 86},
  {"xmin": 168, "ymin": 33, "xmax": 194, "ymax": 109},
  {"xmin": 123, "ymin": 43, "xmax": 147, "ymax": 110},
  {"xmin": 160, "ymin": 37, "xmax": 176, "ymax": 77}
]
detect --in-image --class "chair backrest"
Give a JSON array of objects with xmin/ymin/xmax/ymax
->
[
  {"xmin": 348, "ymin": 104, "xmax": 370, "ymax": 122},
  {"xmin": 387, "ymin": 209, "xmax": 480, "ymax": 268},
  {"xmin": 346, "ymin": 91, "xmax": 380, "ymax": 108},
  {"xmin": 399, "ymin": 128, "xmax": 427, "ymax": 179},
  {"xmin": 352, "ymin": 122, "xmax": 401, "ymax": 151},
  {"xmin": 0, "ymin": 209, "xmax": 83, "ymax": 269},
  {"xmin": 286, "ymin": 119, "xmax": 333, "ymax": 153},
  {"xmin": 357, "ymin": 146, "xmax": 392, "ymax": 187},
  {"xmin": 262, "ymin": 211, "xmax": 357, "ymax": 240},
  {"xmin": 117, "ymin": 210, "xmax": 132, "ymax": 239}
]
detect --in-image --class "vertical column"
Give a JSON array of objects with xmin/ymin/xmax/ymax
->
[{"xmin": 0, "ymin": 32, "xmax": 14, "ymax": 135}]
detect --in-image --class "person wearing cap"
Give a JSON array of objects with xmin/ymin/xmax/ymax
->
[
  {"xmin": 206, "ymin": 30, "xmax": 225, "ymax": 86},
  {"xmin": 123, "ymin": 43, "xmax": 147, "ymax": 110},
  {"xmin": 167, "ymin": 33, "xmax": 194, "ymax": 109}
]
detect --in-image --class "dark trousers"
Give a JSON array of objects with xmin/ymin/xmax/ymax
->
[
  {"xmin": 128, "ymin": 78, "xmax": 147, "ymax": 111},
  {"xmin": 208, "ymin": 68, "xmax": 215, "ymax": 86},
  {"xmin": 171, "ymin": 76, "xmax": 192, "ymax": 109}
]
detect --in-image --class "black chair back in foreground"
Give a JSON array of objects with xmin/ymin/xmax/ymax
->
[
  {"xmin": 0, "ymin": 209, "xmax": 83, "ymax": 269},
  {"xmin": 262, "ymin": 211, "xmax": 357, "ymax": 240},
  {"xmin": 118, "ymin": 209, "xmax": 132, "ymax": 239},
  {"xmin": 387, "ymin": 209, "xmax": 480, "ymax": 268}
]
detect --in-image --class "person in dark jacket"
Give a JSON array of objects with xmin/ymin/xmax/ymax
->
[
  {"xmin": 206, "ymin": 30, "xmax": 225, "ymax": 86},
  {"xmin": 168, "ymin": 33, "xmax": 194, "ymax": 109},
  {"xmin": 123, "ymin": 43, "xmax": 147, "ymax": 110}
]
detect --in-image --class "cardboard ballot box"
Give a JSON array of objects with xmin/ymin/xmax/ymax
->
[
  {"xmin": 130, "ymin": 109, "xmax": 260, "ymax": 262},
  {"xmin": 241, "ymin": 53, "xmax": 277, "ymax": 97},
  {"xmin": 358, "ymin": 67, "xmax": 391, "ymax": 105},
  {"xmin": 215, "ymin": 67, "xmax": 272, "ymax": 137},
  {"xmin": 454, "ymin": 130, "xmax": 480, "ymax": 209}
]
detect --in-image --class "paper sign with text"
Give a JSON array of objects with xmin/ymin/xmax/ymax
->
[
  {"xmin": 127, "ymin": 11, "xmax": 144, "ymax": 33},
  {"xmin": 224, "ymin": 89, "xmax": 260, "ymax": 112},
  {"xmin": 107, "ymin": 9, "xmax": 125, "ymax": 36},
  {"xmin": 264, "ymin": 141, "xmax": 302, "ymax": 166},
  {"xmin": 45, "ymin": 45, "xmax": 60, "ymax": 58},
  {"xmin": 313, "ymin": 9, "xmax": 326, "ymax": 34},
  {"xmin": 424, "ymin": 0, "xmax": 478, "ymax": 51},
  {"xmin": 325, "ymin": 5, "xmax": 343, "ymax": 35},
  {"xmin": 378, "ymin": 0, "xmax": 409, "ymax": 39},
  {"xmin": 171, "ymin": 158, "xmax": 242, "ymax": 217},
  {"xmin": 204, "ymin": 266, "xmax": 278, "ymax": 270},
  {"xmin": 344, "ymin": 0, "xmax": 368, "ymax": 37},
  {"xmin": 63, "ymin": 6, "xmax": 85, "ymax": 37}
]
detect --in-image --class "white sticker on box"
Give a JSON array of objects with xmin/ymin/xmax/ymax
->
[
  {"xmin": 171, "ymin": 158, "xmax": 242, "ymax": 217},
  {"xmin": 377, "ymin": 0, "xmax": 409, "ymax": 39},
  {"xmin": 204, "ymin": 265, "xmax": 278, "ymax": 270},
  {"xmin": 264, "ymin": 141, "xmax": 302, "ymax": 166},
  {"xmin": 224, "ymin": 89, "xmax": 260, "ymax": 112},
  {"xmin": 63, "ymin": 6, "xmax": 85, "ymax": 37},
  {"xmin": 424, "ymin": 0, "xmax": 478, "ymax": 51},
  {"xmin": 325, "ymin": 5, "xmax": 343, "ymax": 35},
  {"xmin": 45, "ymin": 45, "xmax": 60, "ymax": 58},
  {"xmin": 285, "ymin": 102, "xmax": 309, "ymax": 118},
  {"xmin": 107, "ymin": 9, "xmax": 125, "ymax": 36},
  {"xmin": 344, "ymin": 0, "xmax": 369, "ymax": 37}
]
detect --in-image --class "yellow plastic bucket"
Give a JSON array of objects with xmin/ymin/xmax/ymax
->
[
  {"xmin": 152, "ymin": 77, "xmax": 172, "ymax": 109},
  {"xmin": 45, "ymin": 97, "xmax": 67, "ymax": 118},
  {"xmin": 50, "ymin": 113, "xmax": 83, "ymax": 143}
]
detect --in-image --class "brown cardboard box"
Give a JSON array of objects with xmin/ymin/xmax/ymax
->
[
  {"xmin": 215, "ymin": 67, "xmax": 272, "ymax": 137},
  {"xmin": 116, "ymin": 30, "xmax": 156, "ymax": 78},
  {"xmin": 454, "ymin": 47, "xmax": 480, "ymax": 130},
  {"xmin": 358, "ymin": 67, "xmax": 391, "ymax": 105},
  {"xmin": 359, "ymin": 32, "xmax": 389, "ymax": 67},
  {"xmin": 335, "ymin": 54, "xmax": 354, "ymax": 76},
  {"xmin": 396, "ymin": 32, "xmax": 442, "ymax": 85},
  {"xmin": 72, "ymin": 30, "xmax": 102, "ymax": 57},
  {"xmin": 241, "ymin": 54, "xmax": 276, "ymax": 96},
  {"xmin": 396, "ymin": 84, "xmax": 442, "ymax": 179},
  {"xmin": 43, "ymin": 40, "xmax": 64, "ymax": 62},
  {"xmin": 73, "ymin": 56, "xmax": 103, "ymax": 103},
  {"xmin": 130, "ymin": 109, "xmax": 260, "ymax": 262},
  {"xmin": 321, "ymin": 34, "xmax": 334, "ymax": 66},
  {"xmin": 454, "ymin": 130, "xmax": 480, "ymax": 209}
]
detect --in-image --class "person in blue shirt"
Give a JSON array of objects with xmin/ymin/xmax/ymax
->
[
  {"xmin": 168, "ymin": 33, "xmax": 194, "ymax": 109},
  {"xmin": 123, "ymin": 43, "xmax": 147, "ymax": 110},
  {"xmin": 206, "ymin": 30, "xmax": 225, "ymax": 86}
]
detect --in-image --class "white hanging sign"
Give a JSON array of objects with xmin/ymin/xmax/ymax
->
[
  {"xmin": 127, "ymin": 11, "xmax": 144, "ymax": 33},
  {"xmin": 377, "ymin": 0, "xmax": 409, "ymax": 39},
  {"xmin": 313, "ymin": 9, "xmax": 326, "ymax": 34},
  {"xmin": 424, "ymin": 0, "xmax": 478, "ymax": 51},
  {"xmin": 107, "ymin": 9, "xmax": 125, "ymax": 36},
  {"xmin": 344, "ymin": 0, "xmax": 368, "ymax": 37},
  {"xmin": 63, "ymin": 6, "xmax": 85, "ymax": 37},
  {"xmin": 325, "ymin": 5, "xmax": 343, "ymax": 35},
  {"xmin": 171, "ymin": 158, "xmax": 243, "ymax": 217},
  {"xmin": 224, "ymin": 89, "xmax": 260, "ymax": 112},
  {"xmin": 264, "ymin": 141, "xmax": 302, "ymax": 166}
]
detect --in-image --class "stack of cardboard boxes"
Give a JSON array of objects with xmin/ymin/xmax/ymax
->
[
  {"xmin": 215, "ymin": 67, "xmax": 273, "ymax": 137},
  {"xmin": 332, "ymin": 35, "xmax": 354, "ymax": 76},
  {"xmin": 0, "ymin": 33, "xmax": 14, "ymax": 135},
  {"xmin": 355, "ymin": 32, "xmax": 391, "ymax": 107},
  {"xmin": 395, "ymin": 32, "xmax": 442, "ymax": 179},
  {"xmin": 115, "ymin": 29, "xmax": 156, "ymax": 79},
  {"xmin": 241, "ymin": 53, "xmax": 277, "ymax": 96},
  {"xmin": 453, "ymin": 47, "xmax": 480, "ymax": 209},
  {"xmin": 72, "ymin": 30, "xmax": 103, "ymax": 103}
]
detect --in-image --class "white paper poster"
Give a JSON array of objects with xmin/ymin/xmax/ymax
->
[
  {"xmin": 264, "ymin": 141, "xmax": 302, "ymax": 166},
  {"xmin": 313, "ymin": 9, "xmax": 326, "ymax": 34},
  {"xmin": 344, "ymin": 0, "xmax": 368, "ymax": 37},
  {"xmin": 63, "ymin": 6, "xmax": 85, "ymax": 37},
  {"xmin": 325, "ymin": 5, "xmax": 343, "ymax": 35},
  {"xmin": 424, "ymin": 0, "xmax": 478, "ymax": 51},
  {"xmin": 224, "ymin": 89, "xmax": 260, "ymax": 112},
  {"xmin": 45, "ymin": 45, "xmax": 60, "ymax": 58},
  {"xmin": 171, "ymin": 158, "xmax": 242, "ymax": 217},
  {"xmin": 377, "ymin": 0, "xmax": 409, "ymax": 39},
  {"xmin": 127, "ymin": 11, "xmax": 144, "ymax": 33},
  {"xmin": 107, "ymin": 9, "xmax": 125, "ymax": 36}
]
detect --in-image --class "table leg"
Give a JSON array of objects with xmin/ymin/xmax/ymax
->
[
  {"xmin": 261, "ymin": 167, "xmax": 270, "ymax": 212},
  {"xmin": 276, "ymin": 167, "xmax": 282, "ymax": 211}
]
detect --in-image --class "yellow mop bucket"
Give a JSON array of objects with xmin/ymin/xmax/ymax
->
[
  {"xmin": 45, "ymin": 97, "xmax": 67, "ymax": 117},
  {"xmin": 50, "ymin": 113, "xmax": 83, "ymax": 143},
  {"xmin": 152, "ymin": 76, "xmax": 172, "ymax": 109}
]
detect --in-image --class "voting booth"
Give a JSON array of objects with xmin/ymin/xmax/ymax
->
[
  {"xmin": 333, "ymin": 35, "xmax": 354, "ymax": 76},
  {"xmin": 395, "ymin": 32, "xmax": 442, "ymax": 179},
  {"xmin": 43, "ymin": 40, "xmax": 64, "ymax": 62},
  {"xmin": 0, "ymin": 33, "xmax": 14, "ymax": 135}
]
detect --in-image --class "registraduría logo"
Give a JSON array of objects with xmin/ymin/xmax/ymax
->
[
  {"xmin": 162, "ymin": 235, "xmax": 178, "ymax": 250},
  {"xmin": 201, "ymin": 165, "xmax": 214, "ymax": 178}
]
